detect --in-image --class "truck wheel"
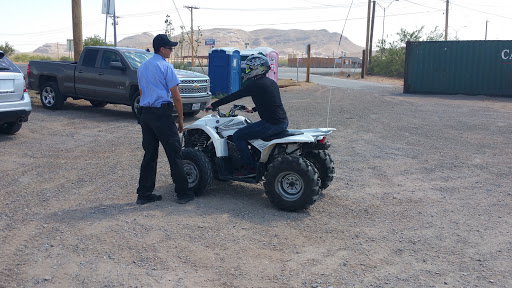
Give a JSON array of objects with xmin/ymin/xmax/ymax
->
[
  {"xmin": 40, "ymin": 82, "xmax": 64, "ymax": 110},
  {"xmin": 303, "ymin": 150, "xmax": 335, "ymax": 189},
  {"xmin": 264, "ymin": 155, "xmax": 320, "ymax": 211},
  {"xmin": 89, "ymin": 101, "xmax": 107, "ymax": 107},
  {"xmin": 0, "ymin": 121, "xmax": 22, "ymax": 135},
  {"xmin": 131, "ymin": 91, "xmax": 141, "ymax": 120},
  {"xmin": 182, "ymin": 148, "xmax": 213, "ymax": 196}
]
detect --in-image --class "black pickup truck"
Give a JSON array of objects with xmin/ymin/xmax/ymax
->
[{"xmin": 27, "ymin": 46, "xmax": 211, "ymax": 117}]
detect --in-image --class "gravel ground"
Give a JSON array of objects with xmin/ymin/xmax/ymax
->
[{"xmin": 1, "ymin": 82, "xmax": 511, "ymax": 287}]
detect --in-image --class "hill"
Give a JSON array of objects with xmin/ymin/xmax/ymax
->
[{"xmin": 31, "ymin": 29, "xmax": 363, "ymax": 59}]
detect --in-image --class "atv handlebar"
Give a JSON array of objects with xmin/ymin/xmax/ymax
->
[{"xmin": 205, "ymin": 104, "xmax": 248, "ymax": 117}]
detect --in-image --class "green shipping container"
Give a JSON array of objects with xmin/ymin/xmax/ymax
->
[{"xmin": 404, "ymin": 40, "xmax": 512, "ymax": 97}]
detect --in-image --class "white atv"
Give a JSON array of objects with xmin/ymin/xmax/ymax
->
[{"xmin": 181, "ymin": 104, "xmax": 335, "ymax": 211}]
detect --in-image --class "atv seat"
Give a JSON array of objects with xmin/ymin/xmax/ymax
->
[{"xmin": 261, "ymin": 129, "xmax": 304, "ymax": 142}]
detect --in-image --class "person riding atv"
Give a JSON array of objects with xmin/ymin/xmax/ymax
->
[{"xmin": 206, "ymin": 54, "xmax": 288, "ymax": 177}]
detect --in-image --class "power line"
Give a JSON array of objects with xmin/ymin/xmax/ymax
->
[
  {"xmin": 198, "ymin": 10, "xmax": 443, "ymax": 29},
  {"xmin": 200, "ymin": 5, "xmax": 356, "ymax": 11},
  {"xmin": 401, "ymin": 0, "xmax": 443, "ymax": 10},
  {"xmin": 451, "ymin": 2, "xmax": 512, "ymax": 19}
]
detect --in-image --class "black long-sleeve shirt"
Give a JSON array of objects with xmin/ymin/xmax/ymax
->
[{"xmin": 211, "ymin": 77, "xmax": 288, "ymax": 125}]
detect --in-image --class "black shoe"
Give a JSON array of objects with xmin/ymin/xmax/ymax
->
[
  {"xmin": 234, "ymin": 166, "xmax": 257, "ymax": 178},
  {"xmin": 176, "ymin": 193, "xmax": 195, "ymax": 204},
  {"xmin": 136, "ymin": 194, "xmax": 162, "ymax": 205}
]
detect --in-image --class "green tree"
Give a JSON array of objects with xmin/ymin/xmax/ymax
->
[
  {"xmin": 368, "ymin": 26, "xmax": 444, "ymax": 78},
  {"xmin": 0, "ymin": 42, "xmax": 15, "ymax": 57},
  {"xmin": 84, "ymin": 35, "xmax": 113, "ymax": 47},
  {"xmin": 425, "ymin": 26, "xmax": 444, "ymax": 41}
]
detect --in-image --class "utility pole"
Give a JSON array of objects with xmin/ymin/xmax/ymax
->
[
  {"xmin": 364, "ymin": 0, "xmax": 371, "ymax": 75},
  {"xmin": 376, "ymin": 0, "xmax": 398, "ymax": 41},
  {"xmin": 369, "ymin": 1, "xmax": 376, "ymax": 65},
  {"xmin": 113, "ymin": 4, "xmax": 117, "ymax": 47},
  {"xmin": 72, "ymin": 0, "xmax": 83, "ymax": 62},
  {"xmin": 444, "ymin": 0, "xmax": 449, "ymax": 41},
  {"xmin": 485, "ymin": 20, "xmax": 489, "ymax": 40},
  {"xmin": 185, "ymin": 5, "xmax": 199, "ymax": 67}
]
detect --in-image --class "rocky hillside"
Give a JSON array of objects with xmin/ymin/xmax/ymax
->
[
  {"xmin": 33, "ymin": 43, "xmax": 70, "ymax": 58},
  {"xmin": 120, "ymin": 29, "xmax": 363, "ymax": 58},
  {"xmin": 31, "ymin": 29, "xmax": 363, "ymax": 59}
]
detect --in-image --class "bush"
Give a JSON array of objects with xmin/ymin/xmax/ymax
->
[
  {"xmin": 0, "ymin": 42, "xmax": 15, "ymax": 57},
  {"xmin": 368, "ymin": 26, "xmax": 444, "ymax": 78},
  {"xmin": 278, "ymin": 58, "xmax": 288, "ymax": 67},
  {"xmin": 84, "ymin": 35, "xmax": 114, "ymax": 47},
  {"xmin": 171, "ymin": 62, "xmax": 191, "ymax": 71},
  {"xmin": 11, "ymin": 54, "xmax": 53, "ymax": 62}
]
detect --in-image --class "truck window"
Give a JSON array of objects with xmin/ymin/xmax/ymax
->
[
  {"xmin": 101, "ymin": 51, "xmax": 121, "ymax": 69},
  {"xmin": 82, "ymin": 49, "xmax": 99, "ymax": 67},
  {"xmin": 121, "ymin": 50, "xmax": 153, "ymax": 69}
]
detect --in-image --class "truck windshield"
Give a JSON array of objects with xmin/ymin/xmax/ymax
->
[{"xmin": 121, "ymin": 51, "xmax": 153, "ymax": 69}]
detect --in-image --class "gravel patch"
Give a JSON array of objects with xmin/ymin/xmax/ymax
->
[{"xmin": 1, "ymin": 85, "xmax": 511, "ymax": 287}]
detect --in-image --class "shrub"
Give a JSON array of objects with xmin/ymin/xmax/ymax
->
[
  {"xmin": 0, "ymin": 42, "xmax": 15, "ymax": 57},
  {"xmin": 368, "ymin": 26, "xmax": 444, "ymax": 78},
  {"xmin": 11, "ymin": 54, "xmax": 53, "ymax": 62}
]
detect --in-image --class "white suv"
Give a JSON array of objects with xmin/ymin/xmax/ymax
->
[{"xmin": 0, "ymin": 51, "xmax": 32, "ymax": 135}]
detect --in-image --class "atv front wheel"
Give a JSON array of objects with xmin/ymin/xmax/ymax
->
[
  {"xmin": 264, "ymin": 155, "xmax": 320, "ymax": 211},
  {"xmin": 181, "ymin": 148, "xmax": 213, "ymax": 196}
]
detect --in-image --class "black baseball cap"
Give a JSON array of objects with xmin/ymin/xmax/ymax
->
[{"xmin": 153, "ymin": 34, "xmax": 178, "ymax": 51}]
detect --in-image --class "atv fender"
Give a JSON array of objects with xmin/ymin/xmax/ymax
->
[
  {"xmin": 258, "ymin": 143, "xmax": 302, "ymax": 163},
  {"xmin": 183, "ymin": 125, "xmax": 229, "ymax": 157}
]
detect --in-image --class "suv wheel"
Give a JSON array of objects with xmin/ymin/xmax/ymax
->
[{"xmin": 0, "ymin": 121, "xmax": 22, "ymax": 135}]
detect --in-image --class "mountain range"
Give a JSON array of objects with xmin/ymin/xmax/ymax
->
[{"xmin": 32, "ymin": 28, "xmax": 364, "ymax": 59}]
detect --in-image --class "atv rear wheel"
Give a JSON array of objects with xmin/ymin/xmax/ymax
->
[
  {"xmin": 303, "ymin": 150, "xmax": 335, "ymax": 189},
  {"xmin": 181, "ymin": 148, "xmax": 213, "ymax": 196},
  {"xmin": 264, "ymin": 155, "xmax": 320, "ymax": 211}
]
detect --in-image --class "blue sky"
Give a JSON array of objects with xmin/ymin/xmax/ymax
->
[{"xmin": 1, "ymin": 0, "xmax": 510, "ymax": 53}]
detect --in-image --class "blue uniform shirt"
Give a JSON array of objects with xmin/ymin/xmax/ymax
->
[{"xmin": 137, "ymin": 54, "xmax": 180, "ymax": 107}]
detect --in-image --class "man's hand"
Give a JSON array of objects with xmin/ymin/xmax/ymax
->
[
  {"xmin": 176, "ymin": 117, "xmax": 184, "ymax": 133},
  {"xmin": 244, "ymin": 106, "xmax": 253, "ymax": 113},
  {"xmin": 205, "ymin": 105, "xmax": 213, "ymax": 112}
]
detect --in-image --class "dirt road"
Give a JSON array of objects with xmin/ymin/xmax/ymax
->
[{"xmin": 1, "ymin": 83, "xmax": 511, "ymax": 287}]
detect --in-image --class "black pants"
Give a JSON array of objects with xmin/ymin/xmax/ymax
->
[{"xmin": 137, "ymin": 107, "xmax": 189, "ymax": 197}]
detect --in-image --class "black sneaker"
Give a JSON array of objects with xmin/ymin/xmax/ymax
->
[
  {"xmin": 234, "ymin": 166, "xmax": 257, "ymax": 178},
  {"xmin": 176, "ymin": 193, "xmax": 195, "ymax": 204},
  {"xmin": 136, "ymin": 194, "xmax": 162, "ymax": 205}
]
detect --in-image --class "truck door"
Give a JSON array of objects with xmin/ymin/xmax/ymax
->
[
  {"xmin": 74, "ymin": 49, "xmax": 100, "ymax": 99},
  {"xmin": 94, "ymin": 50, "xmax": 127, "ymax": 104}
]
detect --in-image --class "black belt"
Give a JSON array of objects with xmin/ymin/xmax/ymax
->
[{"xmin": 141, "ymin": 102, "xmax": 174, "ymax": 112}]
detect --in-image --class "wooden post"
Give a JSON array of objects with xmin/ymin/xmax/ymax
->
[
  {"xmin": 72, "ymin": 0, "xmax": 83, "ymax": 62},
  {"xmin": 306, "ymin": 44, "xmax": 311, "ymax": 83},
  {"xmin": 361, "ymin": 50, "xmax": 366, "ymax": 79}
]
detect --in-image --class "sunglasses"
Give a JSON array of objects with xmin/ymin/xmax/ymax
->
[{"xmin": 163, "ymin": 46, "xmax": 174, "ymax": 51}]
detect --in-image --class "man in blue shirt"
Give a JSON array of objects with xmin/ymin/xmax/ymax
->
[{"xmin": 136, "ymin": 34, "xmax": 194, "ymax": 205}]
